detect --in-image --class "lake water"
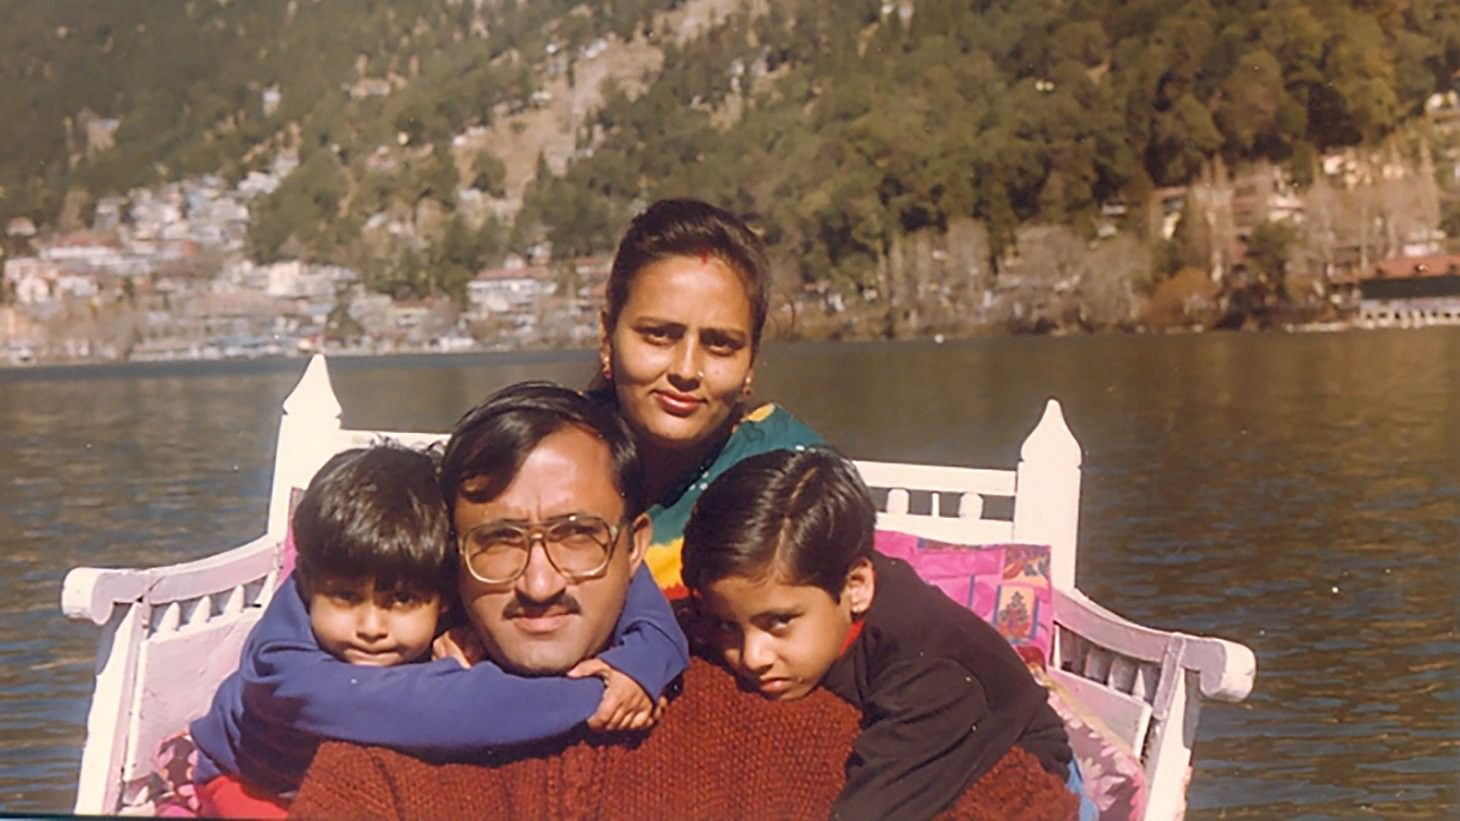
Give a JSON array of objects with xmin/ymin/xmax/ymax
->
[{"xmin": 1, "ymin": 329, "xmax": 1456, "ymax": 816}]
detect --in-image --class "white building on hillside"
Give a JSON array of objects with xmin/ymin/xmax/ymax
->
[
  {"xmin": 4, "ymin": 257, "xmax": 56, "ymax": 304},
  {"xmin": 467, "ymin": 265, "xmax": 555, "ymax": 316},
  {"xmin": 264, "ymin": 260, "xmax": 358, "ymax": 300}
]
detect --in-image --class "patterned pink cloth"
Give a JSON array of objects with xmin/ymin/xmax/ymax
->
[
  {"xmin": 278, "ymin": 485, "xmax": 305, "ymax": 582},
  {"xmin": 149, "ymin": 731, "xmax": 201, "ymax": 817},
  {"xmin": 1042, "ymin": 676, "xmax": 1149, "ymax": 819},
  {"xmin": 873, "ymin": 531, "xmax": 1147, "ymax": 819},
  {"xmin": 279, "ymin": 526, "xmax": 296, "ymax": 583},
  {"xmin": 873, "ymin": 533, "xmax": 1054, "ymax": 669}
]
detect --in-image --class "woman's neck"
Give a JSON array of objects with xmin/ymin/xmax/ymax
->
[{"xmin": 641, "ymin": 424, "xmax": 735, "ymax": 505}]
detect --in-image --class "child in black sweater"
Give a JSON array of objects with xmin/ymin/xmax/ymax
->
[{"xmin": 682, "ymin": 448, "xmax": 1077, "ymax": 821}]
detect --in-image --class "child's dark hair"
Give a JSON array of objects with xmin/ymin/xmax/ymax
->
[
  {"xmin": 682, "ymin": 448, "xmax": 876, "ymax": 600},
  {"xmin": 292, "ymin": 443, "xmax": 454, "ymax": 598}
]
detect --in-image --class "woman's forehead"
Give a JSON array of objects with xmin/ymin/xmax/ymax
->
[{"xmin": 621, "ymin": 256, "xmax": 753, "ymax": 326}]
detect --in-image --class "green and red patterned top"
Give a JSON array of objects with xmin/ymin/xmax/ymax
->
[{"xmin": 643, "ymin": 402, "xmax": 823, "ymax": 598}]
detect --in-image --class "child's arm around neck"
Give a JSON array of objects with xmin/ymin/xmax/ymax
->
[
  {"xmin": 240, "ymin": 576, "xmax": 613, "ymax": 752},
  {"xmin": 590, "ymin": 563, "xmax": 692, "ymax": 701}
]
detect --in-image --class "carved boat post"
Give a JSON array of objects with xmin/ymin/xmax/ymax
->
[
  {"xmin": 1013, "ymin": 399, "xmax": 1083, "ymax": 592},
  {"xmin": 266, "ymin": 354, "xmax": 343, "ymax": 540}
]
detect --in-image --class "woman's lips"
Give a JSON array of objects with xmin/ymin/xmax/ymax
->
[{"xmin": 653, "ymin": 390, "xmax": 702, "ymax": 417}]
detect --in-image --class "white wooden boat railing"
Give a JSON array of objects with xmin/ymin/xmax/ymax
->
[{"xmin": 60, "ymin": 354, "xmax": 1255, "ymax": 818}]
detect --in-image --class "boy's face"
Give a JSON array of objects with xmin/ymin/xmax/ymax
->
[
  {"xmin": 696, "ymin": 560, "xmax": 874, "ymax": 701},
  {"xmin": 308, "ymin": 578, "xmax": 443, "ymax": 667}
]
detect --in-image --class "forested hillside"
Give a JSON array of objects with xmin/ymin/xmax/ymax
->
[{"xmin": 3, "ymin": 0, "xmax": 1458, "ymax": 328}]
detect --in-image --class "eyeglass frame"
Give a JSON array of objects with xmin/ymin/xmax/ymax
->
[{"xmin": 457, "ymin": 512, "xmax": 632, "ymax": 585}]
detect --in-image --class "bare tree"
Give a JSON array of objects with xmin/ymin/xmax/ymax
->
[{"xmin": 1081, "ymin": 234, "xmax": 1151, "ymax": 328}]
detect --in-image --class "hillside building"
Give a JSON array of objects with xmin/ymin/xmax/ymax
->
[
  {"xmin": 1350, "ymin": 255, "xmax": 1460, "ymax": 326},
  {"xmin": 466, "ymin": 264, "xmax": 555, "ymax": 316}
]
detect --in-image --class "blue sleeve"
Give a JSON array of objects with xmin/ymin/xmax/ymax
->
[
  {"xmin": 240, "ymin": 579, "xmax": 607, "ymax": 753},
  {"xmin": 246, "ymin": 645, "xmax": 607, "ymax": 753},
  {"xmin": 595, "ymin": 564, "xmax": 690, "ymax": 699}
]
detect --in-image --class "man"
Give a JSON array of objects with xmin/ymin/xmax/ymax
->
[
  {"xmin": 436, "ymin": 379, "xmax": 687, "ymax": 723},
  {"xmin": 291, "ymin": 383, "xmax": 1076, "ymax": 819}
]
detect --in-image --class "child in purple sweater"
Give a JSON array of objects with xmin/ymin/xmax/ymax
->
[{"xmin": 187, "ymin": 443, "xmax": 687, "ymax": 816}]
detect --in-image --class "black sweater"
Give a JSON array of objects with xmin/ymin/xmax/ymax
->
[{"xmin": 822, "ymin": 552, "xmax": 1072, "ymax": 821}]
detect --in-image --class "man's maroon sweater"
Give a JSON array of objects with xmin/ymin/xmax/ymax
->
[{"xmin": 290, "ymin": 658, "xmax": 1076, "ymax": 819}]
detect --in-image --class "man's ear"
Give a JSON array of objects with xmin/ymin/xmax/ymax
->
[
  {"xmin": 842, "ymin": 557, "xmax": 875, "ymax": 616},
  {"xmin": 626, "ymin": 512, "xmax": 651, "ymax": 572}
]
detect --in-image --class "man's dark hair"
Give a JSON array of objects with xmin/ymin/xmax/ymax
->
[
  {"xmin": 682, "ymin": 448, "xmax": 876, "ymax": 600},
  {"xmin": 440, "ymin": 381, "xmax": 646, "ymax": 520},
  {"xmin": 292, "ymin": 443, "xmax": 453, "ymax": 597}
]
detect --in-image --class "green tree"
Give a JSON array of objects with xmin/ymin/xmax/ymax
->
[
  {"xmin": 1312, "ymin": 11, "xmax": 1403, "ymax": 145},
  {"xmin": 326, "ymin": 301, "xmax": 364, "ymax": 341},
  {"xmin": 1215, "ymin": 49, "xmax": 1289, "ymax": 155},
  {"xmin": 248, "ymin": 149, "xmax": 348, "ymax": 262},
  {"xmin": 470, "ymin": 150, "xmax": 506, "ymax": 196},
  {"xmin": 1148, "ymin": 95, "xmax": 1223, "ymax": 184},
  {"xmin": 1245, "ymin": 220, "xmax": 1297, "ymax": 285},
  {"xmin": 415, "ymin": 150, "xmax": 459, "ymax": 202}
]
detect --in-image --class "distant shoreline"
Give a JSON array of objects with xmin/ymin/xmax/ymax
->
[
  {"xmin": 8, "ymin": 317, "xmax": 1460, "ymax": 377},
  {"xmin": 0, "ymin": 346, "xmax": 595, "ymax": 381}
]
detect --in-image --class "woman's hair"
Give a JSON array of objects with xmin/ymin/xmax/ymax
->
[
  {"xmin": 292, "ymin": 443, "xmax": 454, "ymax": 598},
  {"xmin": 603, "ymin": 198, "xmax": 773, "ymax": 353},
  {"xmin": 681, "ymin": 448, "xmax": 876, "ymax": 600}
]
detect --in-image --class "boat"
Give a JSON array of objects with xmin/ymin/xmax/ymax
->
[{"xmin": 59, "ymin": 354, "xmax": 1256, "ymax": 818}]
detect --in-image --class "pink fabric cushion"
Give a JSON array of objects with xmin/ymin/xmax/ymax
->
[
  {"xmin": 147, "ymin": 731, "xmax": 201, "ymax": 816},
  {"xmin": 278, "ymin": 485, "xmax": 306, "ymax": 585},
  {"xmin": 1042, "ymin": 673, "xmax": 1149, "ymax": 819},
  {"xmin": 873, "ymin": 532, "xmax": 1054, "ymax": 669},
  {"xmin": 873, "ymin": 530, "xmax": 1148, "ymax": 819},
  {"xmin": 279, "ymin": 526, "xmax": 297, "ymax": 583}
]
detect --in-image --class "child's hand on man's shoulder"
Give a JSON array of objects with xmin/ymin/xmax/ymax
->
[
  {"xmin": 433, "ymin": 625, "xmax": 486, "ymax": 668},
  {"xmin": 567, "ymin": 658, "xmax": 666, "ymax": 732}
]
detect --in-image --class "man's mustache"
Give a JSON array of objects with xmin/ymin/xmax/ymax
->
[{"xmin": 502, "ymin": 593, "xmax": 582, "ymax": 619}]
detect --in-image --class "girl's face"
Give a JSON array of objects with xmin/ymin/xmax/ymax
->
[
  {"xmin": 696, "ymin": 561, "xmax": 874, "ymax": 701},
  {"xmin": 601, "ymin": 254, "xmax": 755, "ymax": 459}
]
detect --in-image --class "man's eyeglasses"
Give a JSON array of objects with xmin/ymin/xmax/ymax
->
[{"xmin": 458, "ymin": 513, "xmax": 627, "ymax": 584}]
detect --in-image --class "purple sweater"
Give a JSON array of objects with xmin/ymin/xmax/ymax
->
[{"xmin": 190, "ymin": 566, "xmax": 688, "ymax": 795}]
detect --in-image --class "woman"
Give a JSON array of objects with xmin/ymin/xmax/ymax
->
[{"xmin": 593, "ymin": 198, "xmax": 823, "ymax": 598}]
